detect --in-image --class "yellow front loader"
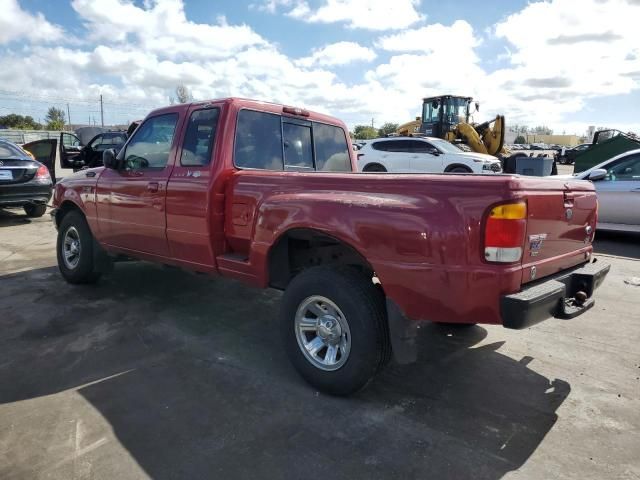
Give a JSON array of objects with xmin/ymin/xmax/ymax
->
[{"xmin": 396, "ymin": 95, "xmax": 506, "ymax": 157}]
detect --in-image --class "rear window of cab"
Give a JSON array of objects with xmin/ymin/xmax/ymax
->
[{"xmin": 234, "ymin": 109, "xmax": 351, "ymax": 172}]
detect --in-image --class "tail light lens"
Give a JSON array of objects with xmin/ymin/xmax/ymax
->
[
  {"xmin": 484, "ymin": 202, "xmax": 527, "ymax": 263},
  {"xmin": 34, "ymin": 164, "xmax": 51, "ymax": 183}
]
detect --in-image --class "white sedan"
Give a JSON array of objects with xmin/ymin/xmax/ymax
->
[
  {"xmin": 356, "ymin": 136, "xmax": 502, "ymax": 174},
  {"xmin": 559, "ymin": 149, "xmax": 640, "ymax": 232}
]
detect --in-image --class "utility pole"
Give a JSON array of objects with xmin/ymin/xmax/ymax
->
[
  {"xmin": 371, "ymin": 118, "xmax": 374, "ymax": 128},
  {"xmin": 66, "ymin": 103, "xmax": 71, "ymax": 127},
  {"xmin": 100, "ymin": 95, "xmax": 104, "ymax": 127}
]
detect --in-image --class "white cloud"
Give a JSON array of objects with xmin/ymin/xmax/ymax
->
[
  {"xmin": 267, "ymin": 0, "xmax": 424, "ymax": 30},
  {"xmin": 0, "ymin": 0, "xmax": 64, "ymax": 44},
  {"xmin": 493, "ymin": 0, "xmax": 640, "ymax": 101},
  {"xmin": 296, "ymin": 41, "xmax": 377, "ymax": 67},
  {"xmin": 1, "ymin": 0, "xmax": 639, "ymax": 135},
  {"xmin": 376, "ymin": 20, "xmax": 479, "ymax": 53},
  {"xmin": 71, "ymin": 0, "xmax": 267, "ymax": 59}
]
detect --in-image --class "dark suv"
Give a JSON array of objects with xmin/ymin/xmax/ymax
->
[{"xmin": 0, "ymin": 139, "xmax": 53, "ymax": 217}]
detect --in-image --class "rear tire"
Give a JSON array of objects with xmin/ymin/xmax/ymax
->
[
  {"xmin": 57, "ymin": 211, "xmax": 101, "ymax": 284},
  {"xmin": 24, "ymin": 204, "xmax": 47, "ymax": 217},
  {"xmin": 363, "ymin": 164, "xmax": 387, "ymax": 172},
  {"xmin": 280, "ymin": 266, "xmax": 390, "ymax": 395}
]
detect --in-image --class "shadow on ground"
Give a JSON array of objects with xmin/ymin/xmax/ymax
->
[
  {"xmin": 0, "ymin": 208, "xmax": 33, "ymax": 227},
  {"xmin": 0, "ymin": 263, "xmax": 570, "ymax": 479},
  {"xmin": 594, "ymin": 231, "xmax": 640, "ymax": 260}
]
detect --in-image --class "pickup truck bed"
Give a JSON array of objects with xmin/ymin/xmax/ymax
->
[{"xmin": 51, "ymin": 97, "xmax": 609, "ymax": 395}]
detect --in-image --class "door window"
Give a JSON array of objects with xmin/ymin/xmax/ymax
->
[
  {"xmin": 283, "ymin": 123, "xmax": 313, "ymax": 170},
  {"xmin": 234, "ymin": 110, "xmax": 284, "ymax": 170},
  {"xmin": 408, "ymin": 140, "xmax": 434, "ymax": 153},
  {"xmin": 124, "ymin": 113, "xmax": 178, "ymax": 169},
  {"xmin": 605, "ymin": 154, "xmax": 640, "ymax": 181},
  {"xmin": 314, "ymin": 123, "xmax": 351, "ymax": 171},
  {"xmin": 61, "ymin": 133, "xmax": 81, "ymax": 147},
  {"xmin": 372, "ymin": 140, "xmax": 411, "ymax": 152},
  {"xmin": 234, "ymin": 109, "xmax": 351, "ymax": 172},
  {"xmin": 89, "ymin": 134, "xmax": 126, "ymax": 151},
  {"xmin": 181, "ymin": 108, "xmax": 220, "ymax": 166}
]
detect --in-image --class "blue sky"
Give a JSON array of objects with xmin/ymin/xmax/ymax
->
[{"xmin": 1, "ymin": 0, "xmax": 639, "ymax": 134}]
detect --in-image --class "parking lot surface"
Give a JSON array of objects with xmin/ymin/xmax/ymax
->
[{"xmin": 1, "ymin": 208, "xmax": 639, "ymax": 480}]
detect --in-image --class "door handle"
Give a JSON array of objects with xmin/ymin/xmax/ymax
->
[{"xmin": 147, "ymin": 182, "xmax": 159, "ymax": 192}]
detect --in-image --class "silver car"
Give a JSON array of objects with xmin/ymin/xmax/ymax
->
[{"xmin": 567, "ymin": 149, "xmax": 640, "ymax": 232}]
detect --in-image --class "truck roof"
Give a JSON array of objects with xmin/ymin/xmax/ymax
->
[{"xmin": 145, "ymin": 97, "xmax": 347, "ymax": 128}]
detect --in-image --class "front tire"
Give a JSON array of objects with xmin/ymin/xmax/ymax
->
[
  {"xmin": 280, "ymin": 266, "xmax": 390, "ymax": 395},
  {"xmin": 24, "ymin": 204, "xmax": 47, "ymax": 217},
  {"xmin": 56, "ymin": 211, "xmax": 101, "ymax": 284},
  {"xmin": 447, "ymin": 166, "xmax": 472, "ymax": 173}
]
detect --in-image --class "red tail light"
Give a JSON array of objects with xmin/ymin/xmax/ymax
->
[
  {"xmin": 484, "ymin": 202, "xmax": 527, "ymax": 263},
  {"xmin": 35, "ymin": 165, "xmax": 50, "ymax": 178}
]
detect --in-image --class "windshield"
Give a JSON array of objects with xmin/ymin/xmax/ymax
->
[
  {"xmin": 430, "ymin": 138, "xmax": 463, "ymax": 153},
  {"xmin": 443, "ymin": 97, "xmax": 469, "ymax": 124}
]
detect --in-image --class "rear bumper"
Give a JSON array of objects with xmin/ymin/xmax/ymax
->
[
  {"xmin": 0, "ymin": 183, "xmax": 52, "ymax": 207},
  {"xmin": 501, "ymin": 260, "xmax": 610, "ymax": 329}
]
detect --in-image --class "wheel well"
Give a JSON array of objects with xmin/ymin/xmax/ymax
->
[
  {"xmin": 268, "ymin": 229, "xmax": 375, "ymax": 290},
  {"xmin": 444, "ymin": 163, "xmax": 472, "ymax": 173},
  {"xmin": 55, "ymin": 201, "xmax": 83, "ymax": 228},
  {"xmin": 363, "ymin": 163, "xmax": 386, "ymax": 172}
]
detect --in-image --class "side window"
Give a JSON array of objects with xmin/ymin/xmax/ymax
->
[
  {"xmin": 372, "ymin": 140, "xmax": 396, "ymax": 152},
  {"xmin": 386, "ymin": 140, "xmax": 411, "ymax": 153},
  {"xmin": 409, "ymin": 140, "xmax": 432, "ymax": 153},
  {"xmin": 124, "ymin": 113, "xmax": 178, "ymax": 169},
  {"xmin": 89, "ymin": 136, "xmax": 103, "ymax": 149},
  {"xmin": 606, "ymin": 155, "xmax": 640, "ymax": 181},
  {"xmin": 283, "ymin": 123, "xmax": 313, "ymax": 170},
  {"xmin": 62, "ymin": 133, "xmax": 81, "ymax": 148},
  {"xmin": 314, "ymin": 123, "xmax": 351, "ymax": 171},
  {"xmin": 235, "ymin": 110, "xmax": 283, "ymax": 170},
  {"xmin": 181, "ymin": 108, "xmax": 220, "ymax": 166}
]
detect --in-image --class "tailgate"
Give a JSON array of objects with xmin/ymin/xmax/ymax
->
[{"xmin": 521, "ymin": 180, "xmax": 597, "ymax": 285}]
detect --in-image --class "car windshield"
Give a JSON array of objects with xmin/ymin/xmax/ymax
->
[{"xmin": 429, "ymin": 138, "xmax": 463, "ymax": 154}]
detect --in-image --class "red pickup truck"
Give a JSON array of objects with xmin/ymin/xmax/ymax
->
[{"xmin": 51, "ymin": 98, "xmax": 610, "ymax": 395}]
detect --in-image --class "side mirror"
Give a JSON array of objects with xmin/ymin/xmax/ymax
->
[
  {"xmin": 588, "ymin": 168, "xmax": 607, "ymax": 181},
  {"xmin": 427, "ymin": 147, "xmax": 440, "ymax": 156},
  {"xmin": 103, "ymin": 148, "xmax": 118, "ymax": 169}
]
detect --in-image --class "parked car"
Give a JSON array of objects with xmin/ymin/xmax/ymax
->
[
  {"xmin": 558, "ymin": 143, "xmax": 591, "ymax": 164},
  {"xmin": 0, "ymin": 139, "xmax": 52, "ymax": 217},
  {"xmin": 23, "ymin": 131, "xmax": 128, "ymax": 183},
  {"xmin": 51, "ymin": 97, "xmax": 608, "ymax": 395},
  {"xmin": 356, "ymin": 136, "xmax": 502, "ymax": 173},
  {"xmin": 556, "ymin": 149, "xmax": 640, "ymax": 232}
]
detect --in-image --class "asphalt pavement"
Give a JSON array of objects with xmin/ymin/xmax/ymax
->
[{"xmin": 0, "ymin": 207, "xmax": 639, "ymax": 480}]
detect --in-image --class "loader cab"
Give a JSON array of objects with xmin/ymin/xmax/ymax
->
[{"xmin": 420, "ymin": 95, "xmax": 473, "ymax": 139}]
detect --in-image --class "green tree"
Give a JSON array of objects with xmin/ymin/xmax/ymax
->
[
  {"xmin": 353, "ymin": 125, "xmax": 378, "ymax": 139},
  {"xmin": 0, "ymin": 114, "xmax": 42, "ymax": 130},
  {"xmin": 45, "ymin": 107, "xmax": 66, "ymax": 130},
  {"xmin": 514, "ymin": 135, "xmax": 526, "ymax": 144},
  {"xmin": 377, "ymin": 122, "xmax": 399, "ymax": 137},
  {"xmin": 532, "ymin": 125, "xmax": 553, "ymax": 135}
]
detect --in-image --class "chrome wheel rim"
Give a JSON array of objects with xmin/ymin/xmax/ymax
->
[
  {"xmin": 294, "ymin": 295, "xmax": 351, "ymax": 371},
  {"xmin": 62, "ymin": 226, "xmax": 81, "ymax": 270}
]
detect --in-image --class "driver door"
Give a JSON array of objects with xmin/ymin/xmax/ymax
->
[
  {"xmin": 96, "ymin": 113, "xmax": 179, "ymax": 257},
  {"xmin": 59, "ymin": 132, "xmax": 83, "ymax": 170},
  {"xmin": 595, "ymin": 153, "xmax": 640, "ymax": 227}
]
